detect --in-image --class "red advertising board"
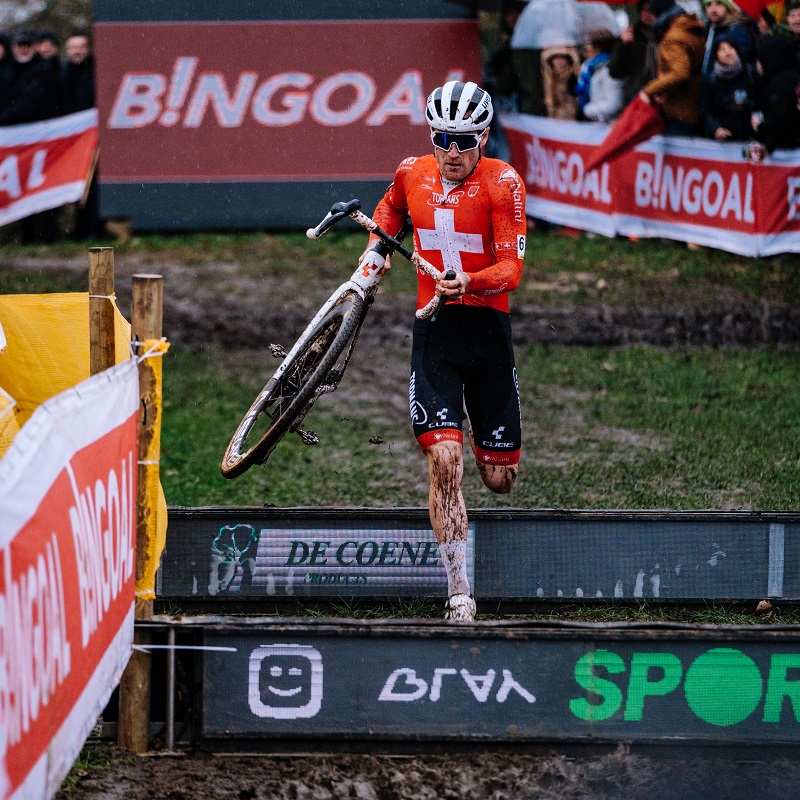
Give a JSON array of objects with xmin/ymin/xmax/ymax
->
[{"xmin": 94, "ymin": 20, "xmax": 481, "ymax": 183}]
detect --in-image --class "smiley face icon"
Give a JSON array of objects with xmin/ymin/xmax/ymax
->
[{"xmin": 248, "ymin": 644, "xmax": 323, "ymax": 719}]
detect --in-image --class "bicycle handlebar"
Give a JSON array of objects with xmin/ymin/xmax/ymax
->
[
  {"xmin": 306, "ymin": 199, "xmax": 449, "ymax": 320},
  {"xmin": 305, "ymin": 199, "xmax": 362, "ymax": 239}
]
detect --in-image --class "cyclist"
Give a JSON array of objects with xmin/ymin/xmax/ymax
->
[{"xmin": 361, "ymin": 80, "xmax": 526, "ymax": 622}]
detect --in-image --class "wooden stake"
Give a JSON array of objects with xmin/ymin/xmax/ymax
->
[
  {"xmin": 118, "ymin": 273, "xmax": 163, "ymax": 753},
  {"xmin": 88, "ymin": 247, "xmax": 115, "ymax": 376}
]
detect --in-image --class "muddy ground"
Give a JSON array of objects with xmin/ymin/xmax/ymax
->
[
  {"xmin": 55, "ymin": 742, "xmax": 800, "ymax": 800},
  {"xmin": 11, "ymin": 245, "xmax": 800, "ymax": 798},
  {"xmin": 9, "ymin": 249, "xmax": 800, "ymax": 349}
]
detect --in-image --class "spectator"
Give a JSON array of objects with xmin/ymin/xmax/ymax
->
[
  {"xmin": 748, "ymin": 33, "xmax": 800, "ymax": 160},
  {"xmin": 0, "ymin": 32, "xmax": 12, "ymax": 117},
  {"xmin": 508, "ymin": 0, "xmax": 551, "ymax": 116},
  {"xmin": 1, "ymin": 30, "xmax": 62, "ymax": 243},
  {"xmin": 61, "ymin": 32, "xmax": 94, "ymax": 113},
  {"xmin": 36, "ymin": 30, "xmax": 60, "ymax": 69},
  {"xmin": 772, "ymin": 0, "xmax": 800, "ymax": 69},
  {"xmin": 576, "ymin": 30, "xmax": 626, "ymax": 121},
  {"xmin": 701, "ymin": 31, "xmax": 758, "ymax": 140},
  {"xmin": 608, "ymin": 0, "xmax": 659, "ymax": 104},
  {"xmin": 541, "ymin": 46, "xmax": 580, "ymax": 119},
  {"xmin": 701, "ymin": 0, "xmax": 758, "ymax": 77},
  {"xmin": 640, "ymin": 0, "xmax": 706, "ymax": 136},
  {"xmin": 0, "ymin": 29, "xmax": 60, "ymax": 125},
  {"xmin": 484, "ymin": 1, "xmax": 527, "ymax": 160},
  {"xmin": 61, "ymin": 32, "xmax": 100, "ymax": 240},
  {"xmin": 757, "ymin": 7, "xmax": 777, "ymax": 35}
]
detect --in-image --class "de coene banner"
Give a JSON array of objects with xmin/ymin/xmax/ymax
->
[
  {"xmin": 94, "ymin": 20, "xmax": 480, "ymax": 183},
  {"xmin": 502, "ymin": 113, "xmax": 800, "ymax": 257},
  {"xmin": 0, "ymin": 359, "xmax": 138, "ymax": 800}
]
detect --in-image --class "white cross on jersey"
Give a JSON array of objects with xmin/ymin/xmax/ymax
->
[{"xmin": 416, "ymin": 208, "xmax": 484, "ymax": 272}]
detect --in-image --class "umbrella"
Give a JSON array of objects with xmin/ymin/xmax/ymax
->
[
  {"xmin": 575, "ymin": 1, "xmax": 622, "ymax": 40},
  {"xmin": 511, "ymin": 0, "xmax": 623, "ymax": 49},
  {"xmin": 583, "ymin": 93, "xmax": 665, "ymax": 173},
  {"xmin": 510, "ymin": 0, "xmax": 581, "ymax": 48}
]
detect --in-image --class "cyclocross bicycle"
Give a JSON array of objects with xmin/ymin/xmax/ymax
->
[{"xmin": 220, "ymin": 199, "xmax": 452, "ymax": 479}]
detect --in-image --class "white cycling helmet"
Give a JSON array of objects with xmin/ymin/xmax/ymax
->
[{"xmin": 425, "ymin": 80, "xmax": 493, "ymax": 133}]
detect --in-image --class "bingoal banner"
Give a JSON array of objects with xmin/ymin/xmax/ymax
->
[
  {"xmin": 501, "ymin": 113, "xmax": 800, "ymax": 257},
  {"xmin": 0, "ymin": 359, "xmax": 138, "ymax": 800},
  {"xmin": 0, "ymin": 109, "xmax": 98, "ymax": 228}
]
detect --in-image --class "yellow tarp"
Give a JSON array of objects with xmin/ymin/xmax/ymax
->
[
  {"xmin": 0, "ymin": 292, "xmax": 132, "ymax": 427},
  {"xmin": 0, "ymin": 292, "xmax": 167, "ymax": 602},
  {"xmin": 136, "ymin": 337, "xmax": 170, "ymax": 603}
]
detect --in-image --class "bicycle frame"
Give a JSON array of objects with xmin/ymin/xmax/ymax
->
[{"xmin": 282, "ymin": 199, "xmax": 446, "ymax": 427}]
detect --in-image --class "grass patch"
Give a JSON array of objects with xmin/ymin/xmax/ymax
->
[
  {"xmin": 0, "ymin": 265, "xmax": 86, "ymax": 294},
  {"xmin": 161, "ymin": 343, "xmax": 800, "ymax": 511},
  {"xmin": 59, "ymin": 744, "xmax": 112, "ymax": 789}
]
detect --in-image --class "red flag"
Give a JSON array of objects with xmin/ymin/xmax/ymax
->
[
  {"xmin": 583, "ymin": 93, "xmax": 665, "ymax": 173},
  {"xmin": 732, "ymin": 0, "xmax": 773, "ymax": 18}
]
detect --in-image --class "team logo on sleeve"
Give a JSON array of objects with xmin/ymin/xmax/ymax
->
[
  {"xmin": 517, "ymin": 235, "xmax": 526, "ymax": 257},
  {"xmin": 499, "ymin": 168, "xmax": 520, "ymax": 184}
]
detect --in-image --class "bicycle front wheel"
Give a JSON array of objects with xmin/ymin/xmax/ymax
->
[{"xmin": 221, "ymin": 290, "xmax": 365, "ymax": 478}]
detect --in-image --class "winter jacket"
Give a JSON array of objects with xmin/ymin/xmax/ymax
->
[
  {"xmin": 701, "ymin": 61, "xmax": 757, "ymax": 140},
  {"xmin": 541, "ymin": 46, "xmax": 580, "ymax": 120},
  {"xmin": 754, "ymin": 35, "xmax": 800, "ymax": 152},
  {"xmin": 643, "ymin": 9, "xmax": 706, "ymax": 126},
  {"xmin": 0, "ymin": 53, "xmax": 60, "ymax": 125},
  {"xmin": 61, "ymin": 55, "xmax": 95, "ymax": 114},
  {"xmin": 701, "ymin": 17, "xmax": 758, "ymax": 77},
  {"xmin": 582, "ymin": 62, "xmax": 626, "ymax": 122},
  {"xmin": 608, "ymin": 20, "xmax": 658, "ymax": 104}
]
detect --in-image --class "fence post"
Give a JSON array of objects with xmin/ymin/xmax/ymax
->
[
  {"xmin": 118, "ymin": 273, "xmax": 163, "ymax": 753},
  {"xmin": 88, "ymin": 247, "xmax": 115, "ymax": 376}
]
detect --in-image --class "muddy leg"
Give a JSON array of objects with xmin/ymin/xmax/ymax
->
[
  {"xmin": 477, "ymin": 462, "xmax": 518, "ymax": 494},
  {"xmin": 426, "ymin": 440, "xmax": 470, "ymax": 597},
  {"xmin": 468, "ymin": 426, "xmax": 519, "ymax": 494}
]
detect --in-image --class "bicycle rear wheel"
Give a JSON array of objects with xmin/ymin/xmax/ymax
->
[{"xmin": 221, "ymin": 290, "xmax": 364, "ymax": 478}]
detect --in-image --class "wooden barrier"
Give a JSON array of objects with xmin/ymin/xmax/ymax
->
[{"xmin": 117, "ymin": 271, "xmax": 164, "ymax": 754}]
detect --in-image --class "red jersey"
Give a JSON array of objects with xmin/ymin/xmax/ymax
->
[{"xmin": 371, "ymin": 155, "xmax": 526, "ymax": 313}]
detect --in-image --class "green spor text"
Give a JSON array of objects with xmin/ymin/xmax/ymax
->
[{"xmin": 571, "ymin": 648, "xmax": 800, "ymax": 727}]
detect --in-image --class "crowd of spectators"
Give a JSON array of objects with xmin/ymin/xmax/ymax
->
[
  {"xmin": 0, "ymin": 29, "xmax": 94, "ymax": 124},
  {"xmin": 485, "ymin": 0, "xmax": 800, "ymax": 161},
  {"xmin": 0, "ymin": 28, "xmax": 97, "ymax": 242}
]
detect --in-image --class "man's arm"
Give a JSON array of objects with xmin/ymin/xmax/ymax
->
[{"xmin": 467, "ymin": 171, "xmax": 526, "ymax": 295}]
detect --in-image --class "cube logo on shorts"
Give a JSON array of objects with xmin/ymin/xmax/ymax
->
[{"xmin": 248, "ymin": 644, "xmax": 323, "ymax": 719}]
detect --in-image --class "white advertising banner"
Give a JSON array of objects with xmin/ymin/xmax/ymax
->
[
  {"xmin": 0, "ymin": 358, "xmax": 139, "ymax": 800},
  {"xmin": 501, "ymin": 113, "xmax": 800, "ymax": 257}
]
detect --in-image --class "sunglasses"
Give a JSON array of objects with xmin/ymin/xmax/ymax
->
[{"xmin": 430, "ymin": 130, "xmax": 484, "ymax": 153}]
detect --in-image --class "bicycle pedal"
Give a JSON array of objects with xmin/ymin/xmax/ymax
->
[
  {"xmin": 296, "ymin": 428, "xmax": 319, "ymax": 446},
  {"xmin": 268, "ymin": 343, "xmax": 287, "ymax": 358}
]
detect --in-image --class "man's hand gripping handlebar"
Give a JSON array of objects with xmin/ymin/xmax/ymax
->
[{"xmin": 306, "ymin": 199, "xmax": 454, "ymax": 320}]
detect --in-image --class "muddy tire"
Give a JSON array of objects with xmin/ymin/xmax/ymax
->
[{"xmin": 221, "ymin": 290, "xmax": 364, "ymax": 478}]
